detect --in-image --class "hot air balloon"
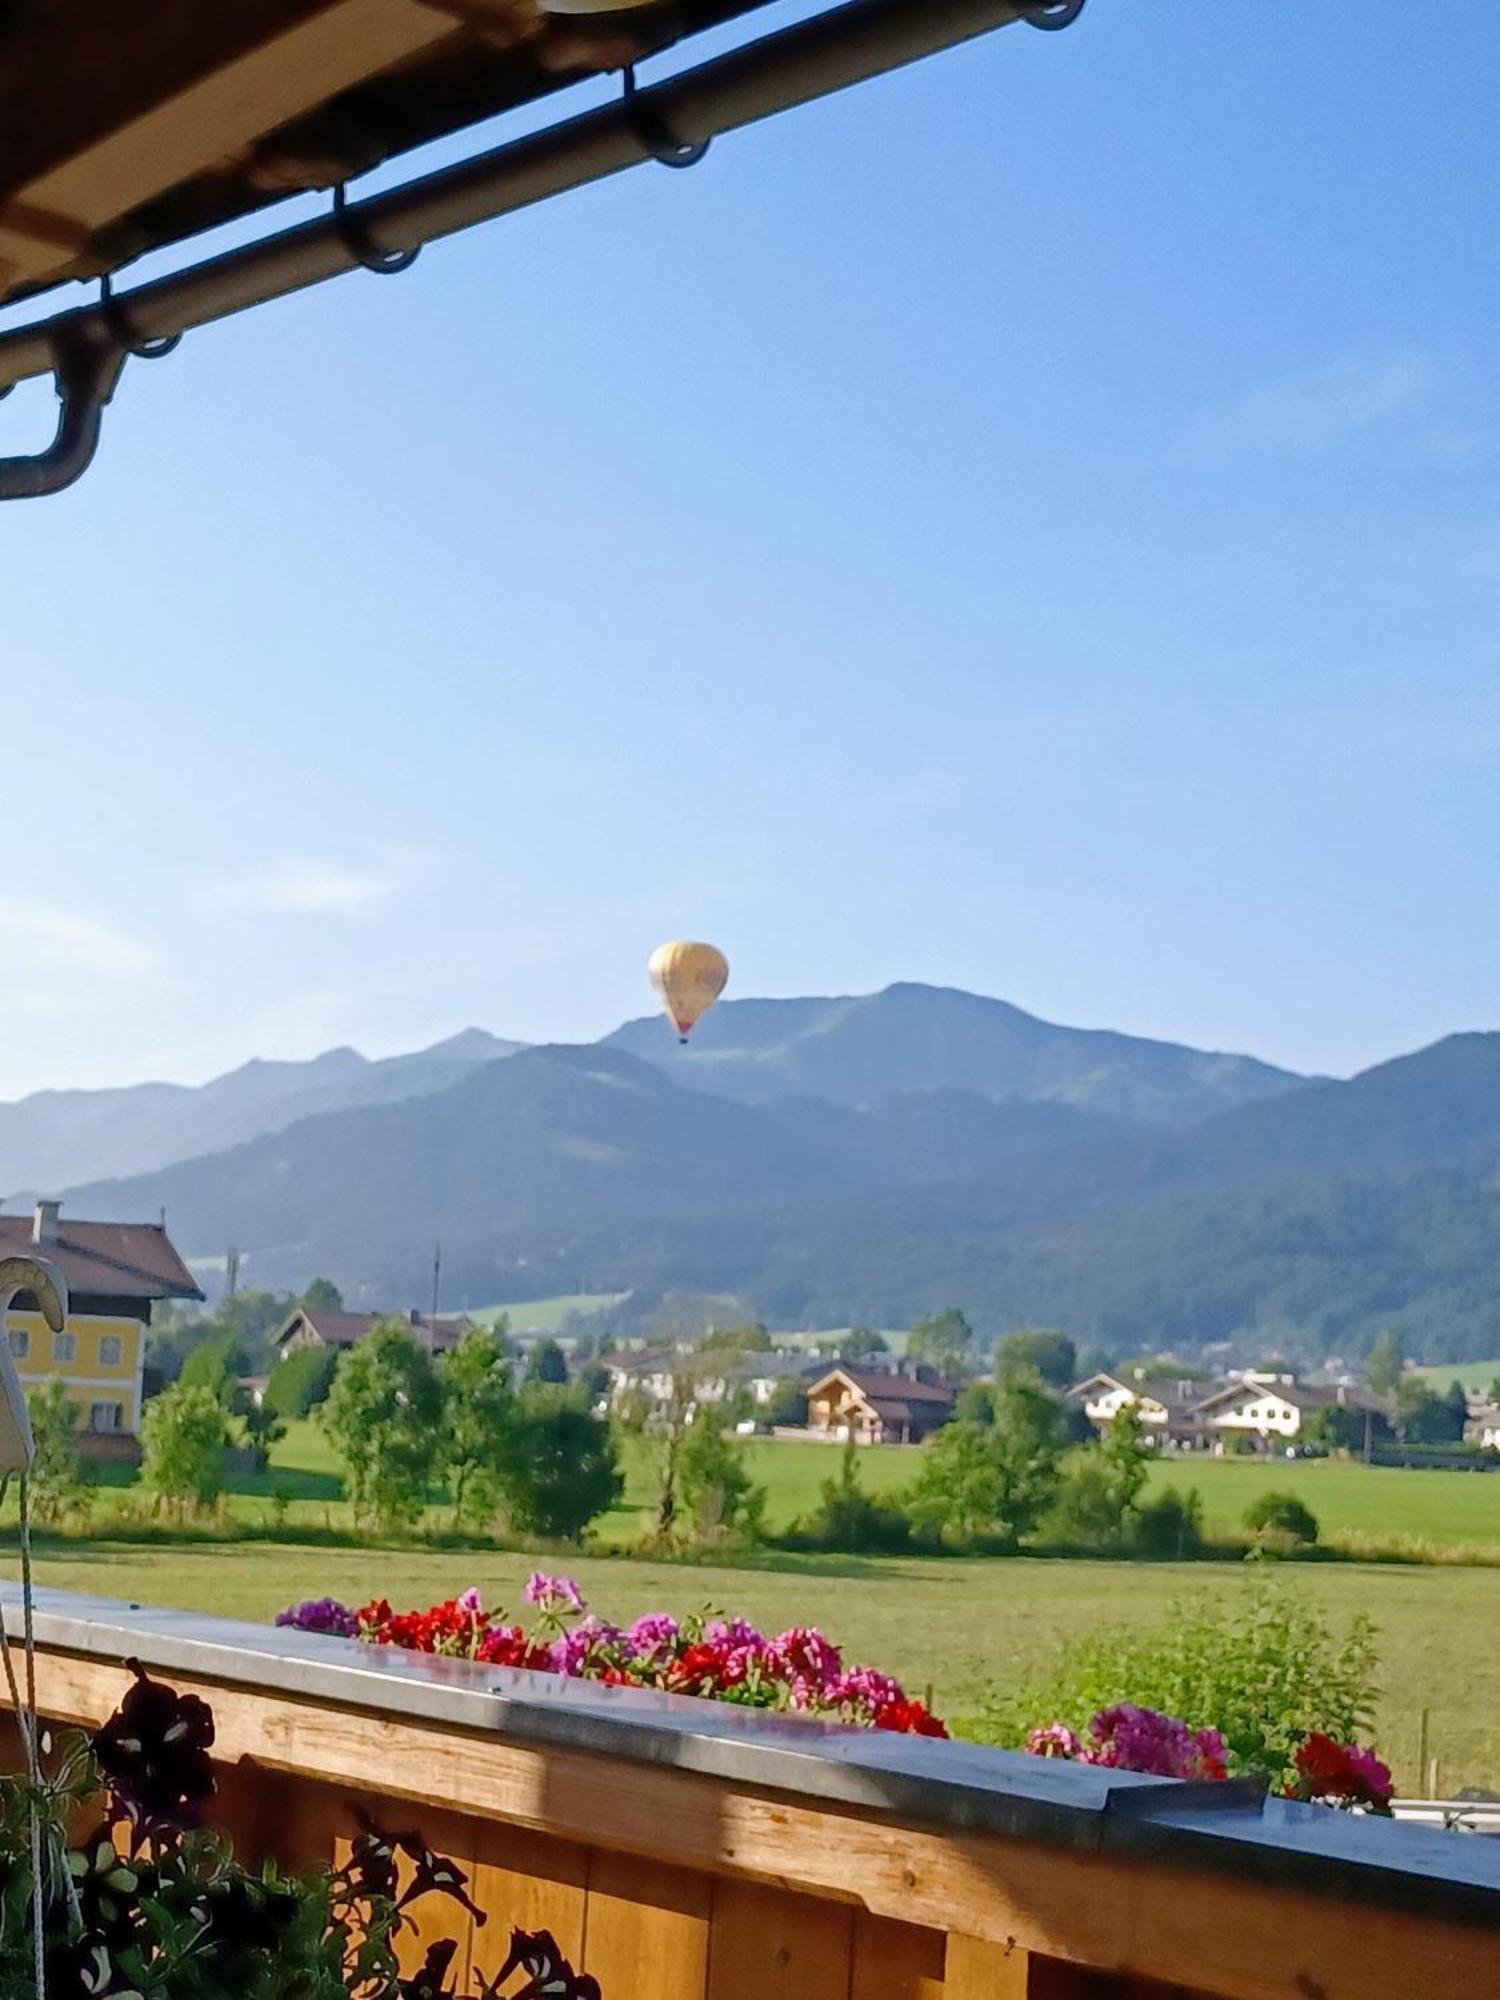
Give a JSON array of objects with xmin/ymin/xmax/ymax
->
[{"xmin": 649, "ymin": 941, "xmax": 728, "ymax": 1044}]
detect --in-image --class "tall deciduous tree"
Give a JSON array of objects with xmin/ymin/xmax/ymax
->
[
  {"xmin": 907, "ymin": 1308, "xmax": 974, "ymax": 1375},
  {"xmin": 994, "ymin": 1328, "xmax": 1077, "ymax": 1389},
  {"xmin": 321, "ymin": 1319, "xmax": 447, "ymax": 1532},
  {"xmin": 442, "ymin": 1325, "xmax": 517, "ymax": 1531},
  {"xmin": 1365, "ymin": 1330, "xmax": 1404, "ymax": 1396},
  {"xmin": 24, "ymin": 1377, "xmax": 88, "ymax": 1525}
]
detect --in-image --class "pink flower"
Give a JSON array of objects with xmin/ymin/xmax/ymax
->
[
  {"xmin": 457, "ymin": 1586, "xmax": 485, "ymax": 1615},
  {"xmin": 766, "ymin": 1627, "xmax": 842, "ymax": 1692},
  {"xmin": 1085, "ymin": 1705, "xmax": 1228, "ymax": 1782},
  {"xmin": 827, "ymin": 1668, "xmax": 906, "ymax": 1722},
  {"xmin": 625, "ymin": 1614, "xmax": 681, "ymax": 1662},
  {"xmin": 1025, "ymin": 1722, "xmax": 1084, "ymax": 1760},
  {"xmin": 525, "ymin": 1573, "xmax": 585, "ymax": 1615},
  {"xmin": 550, "ymin": 1617, "xmax": 620, "ymax": 1678},
  {"xmin": 705, "ymin": 1617, "xmax": 764, "ymax": 1650}
]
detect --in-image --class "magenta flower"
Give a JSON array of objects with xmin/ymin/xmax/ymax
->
[
  {"xmin": 1086, "ymin": 1705, "xmax": 1228, "ymax": 1781},
  {"xmin": 550, "ymin": 1618, "xmax": 621, "ymax": 1678},
  {"xmin": 456, "ymin": 1586, "xmax": 485, "ymax": 1615},
  {"xmin": 276, "ymin": 1598, "xmax": 358, "ymax": 1638},
  {"xmin": 625, "ymin": 1613, "xmax": 681, "ymax": 1662},
  {"xmin": 524, "ymin": 1573, "xmax": 585, "ymax": 1615},
  {"xmin": 705, "ymin": 1616, "xmax": 764, "ymax": 1650},
  {"xmin": 767, "ymin": 1627, "xmax": 842, "ymax": 1692}
]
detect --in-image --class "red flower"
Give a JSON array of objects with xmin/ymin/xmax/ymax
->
[
  {"xmin": 1291, "ymin": 1734, "xmax": 1394, "ymax": 1811},
  {"xmin": 873, "ymin": 1699, "xmax": 949, "ymax": 1739},
  {"xmin": 476, "ymin": 1625, "xmax": 551, "ymax": 1671}
]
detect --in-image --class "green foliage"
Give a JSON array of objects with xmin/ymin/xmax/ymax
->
[
  {"xmin": 300, "ymin": 1275, "xmax": 344, "ymax": 1312},
  {"xmin": 1395, "ymin": 1378, "xmax": 1467, "ymax": 1445},
  {"xmin": 1046, "ymin": 1408, "xmax": 1149, "ymax": 1548},
  {"xmin": 701, "ymin": 1321, "xmax": 772, "ymax": 1355},
  {"xmin": 1301, "ymin": 1401, "xmax": 1388, "ymax": 1453},
  {"xmin": 441, "ymin": 1325, "xmax": 517, "ymax": 1531},
  {"xmin": 979, "ymin": 1583, "xmax": 1380, "ymax": 1788},
  {"xmin": 320, "ymin": 1320, "xmax": 447, "ymax": 1533},
  {"xmin": 1128, "ymin": 1484, "xmax": 1204, "ymax": 1558},
  {"xmin": 675, "ymin": 1409, "xmax": 765, "ymax": 1540},
  {"xmin": 766, "ymin": 1378, "xmax": 808, "ymax": 1426},
  {"xmin": 906, "ymin": 1371, "xmax": 1064, "ymax": 1546},
  {"xmin": 524, "ymin": 1337, "xmax": 569, "ymax": 1386},
  {"xmin": 907, "ymin": 1307, "xmax": 974, "ymax": 1375},
  {"xmin": 140, "ymin": 1383, "xmax": 232, "ymax": 1516},
  {"xmin": 264, "ymin": 1344, "xmax": 338, "ymax": 1419},
  {"xmin": 1366, "ymin": 1329, "xmax": 1404, "ymax": 1395},
  {"xmin": 837, "ymin": 1326, "xmax": 889, "ymax": 1361},
  {"xmin": 24, "ymin": 1376, "xmax": 88, "ymax": 1525},
  {"xmin": 953, "ymin": 1381, "xmax": 997, "ymax": 1426},
  {"xmin": 501, "ymin": 1386, "xmax": 622, "ymax": 1541},
  {"xmin": 1244, "ymin": 1490, "xmax": 1320, "ymax": 1547},
  {"xmin": 995, "ymin": 1328, "xmax": 1076, "ymax": 1388},
  {"xmin": 242, "ymin": 1397, "xmax": 287, "ymax": 1469},
  {"xmin": 178, "ymin": 1333, "xmax": 247, "ymax": 1400},
  {"xmin": 787, "ymin": 1438, "xmax": 912, "ymax": 1553}
]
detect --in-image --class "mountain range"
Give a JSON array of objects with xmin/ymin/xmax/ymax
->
[{"xmin": 9, "ymin": 985, "xmax": 1500, "ymax": 1363}]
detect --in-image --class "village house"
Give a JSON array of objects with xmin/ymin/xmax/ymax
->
[
  {"xmin": 2, "ymin": 1200, "xmax": 201, "ymax": 1446},
  {"xmin": 1067, "ymin": 1367, "xmax": 1388, "ymax": 1451},
  {"xmin": 273, "ymin": 1304, "xmax": 469, "ymax": 1357},
  {"xmin": 1463, "ymin": 1390, "xmax": 1500, "ymax": 1451},
  {"xmin": 805, "ymin": 1363, "xmax": 956, "ymax": 1445},
  {"xmin": 604, "ymin": 1348, "xmax": 821, "ymax": 1419}
]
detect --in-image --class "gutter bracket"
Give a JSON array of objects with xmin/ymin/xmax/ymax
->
[
  {"xmin": 0, "ymin": 320, "xmax": 127, "ymax": 501},
  {"xmin": 1020, "ymin": 1, "xmax": 1086, "ymax": 27}
]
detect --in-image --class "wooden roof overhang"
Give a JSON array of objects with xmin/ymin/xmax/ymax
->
[{"xmin": 0, "ymin": 0, "xmax": 1082, "ymax": 495}]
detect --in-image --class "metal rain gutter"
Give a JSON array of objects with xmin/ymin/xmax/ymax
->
[{"xmin": 0, "ymin": 0, "xmax": 1081, "ymax": 494}]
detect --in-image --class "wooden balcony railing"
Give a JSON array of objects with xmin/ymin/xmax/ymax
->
[{"xmin": 2, "ymin": 1585, "xmax": 1498, "ymax": 1998}]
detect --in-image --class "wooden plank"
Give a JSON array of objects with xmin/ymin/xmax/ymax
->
[
  {"xmin": 945, "ymin": 1933, "xmax": 1032, "ymax": 1999},
  {"xmin": 10, "ymin": 1649, "xmax": 1499, "ymax": 2000},
  {"xmin": 851, "ymin": 1912, "xmax": 946, "ymax": 2000},
  {"xmin": 0, "ymin": 0, "xmax": 470, "ymax": 291},
  {"xmin": 706, "ymin": 1878, "xmax": 854, "ymax": 1999},
  {"xmin": 467, "ymin": 1815, "xmax": 590, "ymax": 1989},
  {"xmin": 582, "ymin": 1850, "xmax": 710, "ymax": 2000}
]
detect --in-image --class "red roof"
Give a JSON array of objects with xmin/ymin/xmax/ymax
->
[{"xmin": 0, "ymin": 1214, "xmax": 201, "ymax": 1303}]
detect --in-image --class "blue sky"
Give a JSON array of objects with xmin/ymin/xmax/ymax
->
[{"xmin": 1, "ymin": 1, "xmax": 1496, "ymax": 1098}]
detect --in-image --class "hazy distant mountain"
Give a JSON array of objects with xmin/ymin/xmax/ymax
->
[
  {"xmin": 606, "ymin": 982, "xmax": 1304, "ymax": 1126},
  {"xmin": 0, "ymin": 1030, "xmax": 524, "ymax": 1193}
]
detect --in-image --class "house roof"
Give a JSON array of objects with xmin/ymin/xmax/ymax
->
[
  {"xmin": 275, "ymin": 1307, "xmax": 467, "ymax": 1354},
  {"xmin": 807, "ymin": 1366, "xmax": 956, "ymax": 1407},
  {"xmin": 0, "ymin": 1214, "xmax": 201, "ymax": 1304},
  {"xmin": 1069, "ymin": 1372, "xmax": 1206, "ymax": 1411},
  {"xmin": 1189, "ymin": 1379, "xmax": 1389, "ymax": 1418}
]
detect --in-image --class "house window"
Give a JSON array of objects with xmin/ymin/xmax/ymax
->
[
  {"xmin": 98, "ymin": 1335, "xmax": 123, "ymax": 1367},
  {"xmin": 53, "ymin": 1331, "xmax": 76, "ymax": 1363},
  {"xmin": 89, "ymin": 1402, "xmax": 122, "ymax": 1434},
  {"xmin": 8, "ymin": 1329, "xmax": 27, "ymax": 1359}
]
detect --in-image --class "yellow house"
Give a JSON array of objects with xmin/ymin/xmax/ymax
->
[{"xmin": 1, "ymin": 1201, "xmax": 202, "ymax": 1444}]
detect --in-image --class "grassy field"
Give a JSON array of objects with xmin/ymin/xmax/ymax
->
[
  {"xmin": 1414, "ymin": 1358, "xmax": 1500, "ymax": 1391},
  {"xmin": 464, "ymin": 1294, "xmax": 628, "ymax": 1336},
  {"xmin": 46, "ymin": 1425, "xmax": 1500, "ymax": 1558},
  {"xmin": 11, "ymin": 1537, "xmax": 1497, "ymax": 1792}
]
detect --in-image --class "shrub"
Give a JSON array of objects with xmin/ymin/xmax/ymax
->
[
  {"xmin": 1128, "ymin": 1485, "xmax": 1204, "ymax": 1558},
  {"xmin": 24, "ymin": 1376, "xmax": 89, "ymax": 1525},
  {"xmin": 501, "ymin": 1387, "xmax": 622, "ymax": 1542},
  {"xmin": 140, "ymin": 1382, "xmax": 232, "ymax": 1516},
  {"xmin": 979, "ymin": 1583, "xmax": 1378, "ymax": 1789},
  {"xmin": 264, "ymin": 1343, "xmax": 338, "ymax": 1418},
  {"xmin": 1245, "ymin": 1491, "xmax": 1320, "ymax": 1547},
  {"xmin": 676, "ymin": 1408, "xmax": 765, "ymax": 1540},
  {"xmin": 788, "ymin": 1438, "xmax": 913, "ymax": 1553},
  {"xmin": 906, "ymin": 1371, "xmax": 1065, "ymax": 1547}
]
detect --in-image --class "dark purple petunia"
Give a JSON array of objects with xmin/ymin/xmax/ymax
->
[
  {"xmin": 479, "ymin": 1926, "xmax": 601, "ymax": 2000},
  {"xmin": 91, "ymin": 1661, "xmax": 216, "ymax": 1828},
  {"xmin": 400, "ymin": 1939, "xmax": 462, "ymax": 2000},
  {"xmin": 276, "ymin": 1597, "xmax": 359, "ymax": 1638}
]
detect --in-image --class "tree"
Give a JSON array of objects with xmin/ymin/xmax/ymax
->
[
  {"xmin": 441, "ymin": 1325, "xmax": 517, "ymax": 1531},
  {"xmin": 264, "ymin": 1345, "xmax": 338, "ymax": 1419},
  {"xmin": 179, "ymin": 1334, "xmax": 247, "ymax": 1399},
  {"xmin": 240, "ymin": 1396, "xmax": 286, "ymax": 1470},
  {"xmin": 1365, "ymin": 1330, "xmax": 1403, "ymax": 1396},
  {"xmin": 766, "ymin": 1378, "xmax": 808, "ymax": 1427},
  {"xmin": 1244, "ymin": 1492, "xmax": 1320, "ymax": 1547},
  {"xmin": 907, "ymin": 1371, "xmax": 1065, "ymax": 1546},
  {"xmin": 676, "ymin": 1409, "xmax": 765, "ymax": 1539},
  {"xmin": 1302, "ymin": 1401, "xmax": 1391, "ymax": 1454},
  {"xmin": 140, "ymin": 1384, "xmax": 232, "ymax": 1516},
  {"xmin": 321, "ymin": 1319, "xmax": 447, "ymax": 1533},
  {"xmin": 907, "ymin": 1308, "xmax": 974, "ymax": 1376},
  {"xmin": 1048, "ymin": 1404, "xmax": 1150, "ymax": 1547},
  {"xmin": 300, "ymin": 1277, "xmax": 344, "ymax": 1313},
  {"xmin": 525, "ymin": 1338, "xmax": 569, "ymax": 1386},
  {"xmin": 701, "ymin": 1322, "xmax": 771, "ymax": 1356},
  {"xmin": 1129, "ymin": 1485, "xmax": 1204, "ymax": 1559},
  {"xmin": 953, "ymin": 1381, "xmax": 997, "ymax": 1426},
  {"xmin": 995, "ymin": 1329, "xmax": 1076, "ymax": 1389},
  {"xmin": 501, "ymin": 1386, "xmax": 622, "ymax": 1541},
  {"xmin": 24, "ymin": 1377, "xmax": 88, "ymax": 1525},
  {"xmin": 838, "ymin": 1327, "xmax": 889, "ymax": 1362},
  {"xmin": 1394, "ymin": 1378, "xmax": 1466, "ymax": 1445},
  {"xmin": 791, "ymin": 1436, "xmax": 912, "ymax": 1553}
]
